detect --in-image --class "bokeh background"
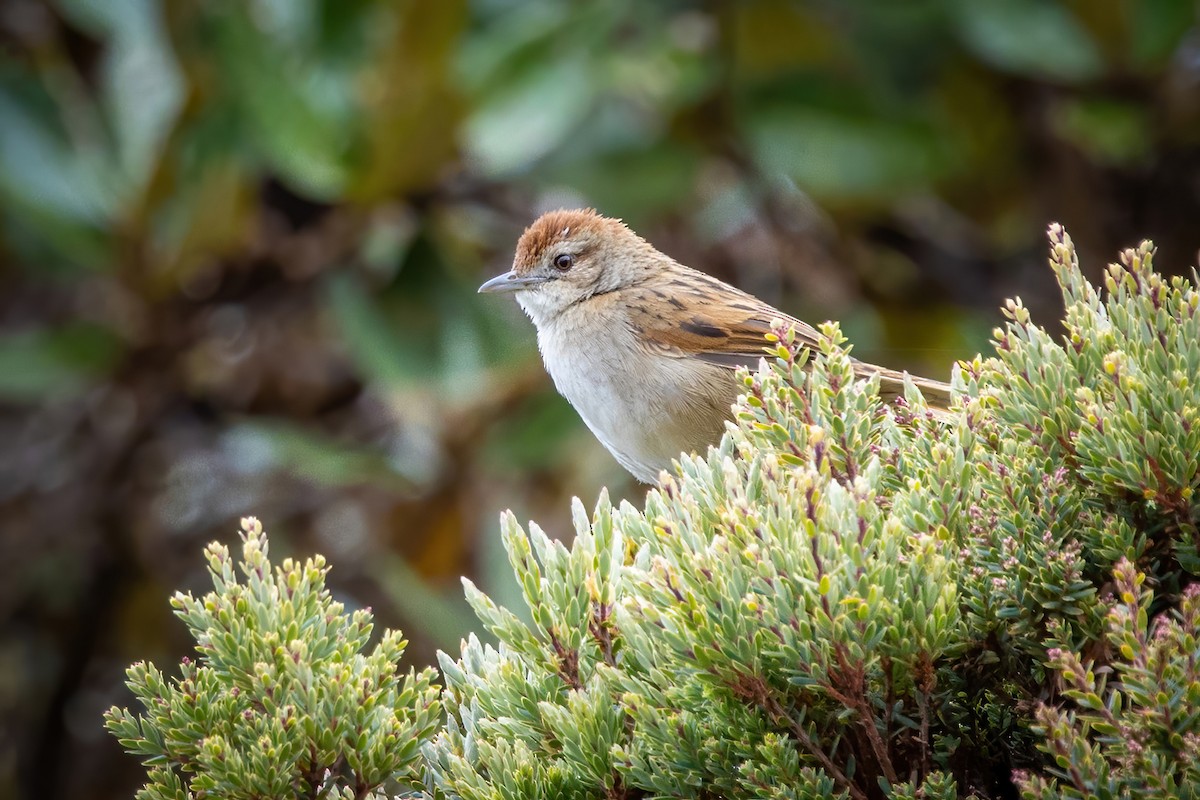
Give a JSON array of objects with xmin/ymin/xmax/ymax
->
[{"xmin": 2, "ymin": 0, "xmax": 1199, "ymax": 796}]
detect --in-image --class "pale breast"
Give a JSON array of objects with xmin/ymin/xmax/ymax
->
[{"xmin": 536, "ymin": 301, "xmax": 740, "ymax": 483}]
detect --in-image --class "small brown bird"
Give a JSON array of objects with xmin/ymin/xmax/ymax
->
[{"xmin": 480, "ymin": 209, "xmax": 951, "ymax": 483}]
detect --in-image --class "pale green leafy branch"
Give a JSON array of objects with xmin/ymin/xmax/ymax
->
[
  {"xmin": 105, "ymin": 519, "xmax": 441, "ymax": 800},
  {"xmin": 111, "ymin": 227, "xmax": 1200, "ymax": 799}
]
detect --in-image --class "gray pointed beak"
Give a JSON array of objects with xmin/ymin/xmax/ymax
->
[{"xmin": 478, "ymin": 270, "xmax": 549, "ymax": 294}]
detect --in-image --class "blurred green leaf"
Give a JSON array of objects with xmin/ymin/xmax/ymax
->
[
  {"xmin": 748, "ymin": 108, "xmax": 951, "ymax": 200},
  {"xmin": 144, "ymin": 154, "xmax": 255, "ymax": 287},
  {"xmin": 463, "ymin": 54, "xmax": 595, "ymax": 176},
  {"xmin": 212, "ymin": 6, "xmax": 350, "ymax": 198},
  {"xmin": 438, "ymin": 293, "xmax": 491, "ymax": 399},
  {"xmin": 545, "ymin": 144, "xmax": 701, "ymax": 221},
  {"xmin": 0, "ymin": 324, "xmax": 124, "ymax": 402},
  {"xmin": 327, "ymin": 271, "xmax": 428, "ymax": 388},
  {"xmin": 0, "ymin": 83, "xmax": 118, "ymax": 267},
  {"xmin": 1052, "ymin": 99, "xmax": 1152, "ymax": 166},
  {"xmin": 360, "ymin": 211, "xmax": 418, "ymax": 280},
  {"xmin": 483, "ymin": 390, "xmax": 579, "ymax": 471},
  {"xmin": 329, "ymin": 246, "xmax": 502, "ymax": 397},
  {"xmin": 954, "ymin": 0, "xmax": 1104, "ymax": 82},
  {"xmin": 1129, "ymin": 0, "xmax": 1194, "ymax": 69},
  {"xmin": 57, "ymin": 0, "xmax": 184, "ymax": 189},
  {"xmin": 225, "ymin": 420, "xmax": 412, "ymax": 489}
]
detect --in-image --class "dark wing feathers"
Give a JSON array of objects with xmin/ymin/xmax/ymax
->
[
  {"xmin": 629, "ymin": 269, "xmax": 953, "ymax": 410},
  {"xmin": 629, "ymin": 272, "xmax": 820, "ymax": 369}
]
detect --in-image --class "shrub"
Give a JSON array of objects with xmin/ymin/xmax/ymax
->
[
  {"xmin": 104, "ymin": 519, "xmax": 441, "ymax": 799},
  {"xmin": 111, "ymin": 226, "xmax": 1199, "ymax": 798}
]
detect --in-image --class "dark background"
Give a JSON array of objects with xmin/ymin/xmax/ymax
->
[{"xmin": 2, "ymin": 0, "xmax": 1199, "ymax": 797}]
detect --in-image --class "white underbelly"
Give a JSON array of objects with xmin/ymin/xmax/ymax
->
[{"xmin": 538, "ymin": 323, "xmax": 737, "ymax": 481}]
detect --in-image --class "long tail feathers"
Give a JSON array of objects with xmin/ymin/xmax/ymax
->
[{"xmin": 857, "ymin": 363, "xmax": 954, "ymax": 414}]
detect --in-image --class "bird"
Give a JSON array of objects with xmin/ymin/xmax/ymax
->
[{"xmin": 479, "ymin": 208, "xmax": 952, "ymax": 484}]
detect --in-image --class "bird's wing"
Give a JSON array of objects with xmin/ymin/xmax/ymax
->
[
  {"xmin": 627, "ymin": 270, "xmax": 823, "ymax": 371},
  {"xmin": 627, "ymin": 269, "xmax": 953, "ymax": 410}
]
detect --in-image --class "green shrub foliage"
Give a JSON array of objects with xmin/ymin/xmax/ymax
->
[
  {"xmin": 112, "ymin": 226, "xmax": 1200, "ymax": 799},
  {"xmin": 105, "ymin": 519, "xmax": 441, "ymax": 800}
]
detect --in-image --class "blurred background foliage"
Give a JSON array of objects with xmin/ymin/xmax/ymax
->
[{"xmin": 1, "ymin": 0, "xmax": 1199, "ymax": 796}]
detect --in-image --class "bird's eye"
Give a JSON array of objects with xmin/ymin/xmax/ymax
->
[{"xmin": 553, "ymin": 253, "xmax": 574, "ymax": 271}]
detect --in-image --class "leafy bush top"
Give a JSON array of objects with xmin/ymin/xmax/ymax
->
[
  {"xmin": 106, "ymin": 519, "xmax": 440, "ymax": 800},
  {"xmin": 111, "ymin": 227, "xmax": 1200, "ymax": 799}
]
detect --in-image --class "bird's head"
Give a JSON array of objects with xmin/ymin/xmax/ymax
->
[{"xmin": 479, "ymin": 209, "xmax": 660, "ymax": 325}]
